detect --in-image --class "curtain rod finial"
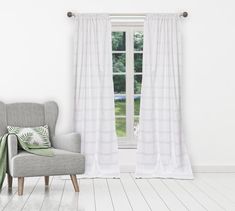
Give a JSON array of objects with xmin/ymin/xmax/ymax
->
[
  {"xmin": 182, "ymin": 12, "xmax": 188, "ymax": 17},
  {"xmin": 67, "ymin": 11, "xmax": 73, "ymax": 18}
]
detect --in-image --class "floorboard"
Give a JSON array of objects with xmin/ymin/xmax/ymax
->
[
  {"xmin": 4, "ymin": 177, "xmax": 39, "ymax": 211},
  {"xmin": 120, "ymin": 173, "xmax": 151, "ymax": 211},
  {"xmin": 93, "ymin": 179, "xmax": 114, "ymax": 211},
  {"xmin": 177, "ymin": 179, "xmax": 225, "ymax": 211},
  {"xmin": 163, "ymin": 179, "xmax": 206, "ymax": 211},
  {"xmin": 77, "ymin": 179, "xmax": 96, "ymax": 211},
  {"xmin": 148, "ymin": 178, "xmax": 188, "ymax": 211},
  {"xmin": 0, "ymin": 182, "xmax": 17, "ymax": 210},
  {"xmin": 107, "ymin": 178, "xmax": 132, "ymax": 211},
  {"xmin": 59, "ymin": 180, "xmax": 79, "ymax": 211},
  {"xmin": 40, "ymin": 177, "xmax": 65, "ymax": 211},
  {"xmin": 192, "ymin": 177, "xmax": 235, "ymax": 210},
  {"xmin": 1, "ymin": 173, "xmax": 235, "ymax": 211},
  {"xmin": 198, "ymin": 173, "xmax": 235, "ymax": 203},
  {"xmin": 131, "ymin": 174, "xmax": 169, "ymax": 211},
  {"xmin": 22, "ymin": 177, "xmax": 53, "ymax": 211}
]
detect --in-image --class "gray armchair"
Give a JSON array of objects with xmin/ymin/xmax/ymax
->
[{"xmin": 0, "ymin": 101, "xmax": 85, "ymax": 195}]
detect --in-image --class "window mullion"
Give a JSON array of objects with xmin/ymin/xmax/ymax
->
[{"xmin": 126, "ymin": 28, "xmax": 134, "ymax": 144}]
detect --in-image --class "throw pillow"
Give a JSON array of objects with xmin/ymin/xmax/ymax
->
[{"xmin": 7, "ymin": 125, "xmax": 51, "ymax": 149}]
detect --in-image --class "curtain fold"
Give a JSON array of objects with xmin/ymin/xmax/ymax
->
[
  {"xmin": 136, "ymin": 14, "xmax": 193, "ymax": 179},
  {"xmin": 73, "ymin": 14, "xmax": 119, "ymax": 178}
]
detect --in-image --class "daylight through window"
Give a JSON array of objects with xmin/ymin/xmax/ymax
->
[{"xmin": 112, "ymin": 25, "xmax": 143, "ymax": 147}]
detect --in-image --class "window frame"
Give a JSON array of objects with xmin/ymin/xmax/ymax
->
[{"xmin": 112, "ymin": 22, "xmax": 144, "ymax": 149}]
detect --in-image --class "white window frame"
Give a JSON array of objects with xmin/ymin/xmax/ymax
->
[{"xmin": 112, "ymin": 22, "xmax": 144, "ymax": 149}]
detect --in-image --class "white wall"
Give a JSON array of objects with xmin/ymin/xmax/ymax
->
[{"xmin": 1, "ymin": 0, "xmax": 235, "ymax": 171}]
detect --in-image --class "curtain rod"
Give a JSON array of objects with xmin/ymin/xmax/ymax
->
[{"xmin": 67, "ymin": 11, "xmax": 188, "ymax": 18}]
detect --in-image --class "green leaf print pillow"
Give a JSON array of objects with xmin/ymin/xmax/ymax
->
[{"xmin": 7, "ymin": 125, "xmax": 51, "ymax": 149}]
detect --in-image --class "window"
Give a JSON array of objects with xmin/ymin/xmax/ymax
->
[{"xmin": 112, "ymin": 24, "xmax": 143, "ymax": 148}]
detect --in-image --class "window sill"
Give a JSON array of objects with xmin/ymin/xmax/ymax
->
[{"xmin": 118, "ymin": 144, "xmax": 137, "ymax": 149}]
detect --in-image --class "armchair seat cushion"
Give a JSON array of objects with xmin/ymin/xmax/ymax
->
[{"xmin": 10, "ymin": 148, "xmax": 85, "ymax": 177}]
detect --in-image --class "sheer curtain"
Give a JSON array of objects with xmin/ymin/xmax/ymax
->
[
  {"xmin": 136, "ymin": 14, "xmax": 193, "ymax": 179},
  {"xmin": 73, "ymin": 14, "xmax": 119, "ymax": 177}
]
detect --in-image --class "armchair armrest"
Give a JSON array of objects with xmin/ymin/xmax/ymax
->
[
  {"xmin": 51, "ymin": 133, "xmax": 81, "ymax": 153},
  {"xmin": 7, "ymin": 134, "xmax": 18, "ymax": 160},
  {"xmin": 7, "ymin": 134, "xmax": 18, "ymax": 176}
]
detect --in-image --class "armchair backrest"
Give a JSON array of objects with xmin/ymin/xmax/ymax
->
[{"xmin": 0, "ymin": 101, "xmax": 58, "ymax": 139}]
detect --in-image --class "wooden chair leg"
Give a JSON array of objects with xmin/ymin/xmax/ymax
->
[
  {"xmin": 45, "ymin": 176, "xmax": 49, "ymax": 186},
  {"xmin": 18, "ymin": 177, "xmax": 24, "ymax": 196},
  {"xmin": 7, "ymin": 173, "xmax": 12, "ymax": 188},
  {"xmin": 70, "ymin": 175, "xmax": 79, "ymax": 192}
]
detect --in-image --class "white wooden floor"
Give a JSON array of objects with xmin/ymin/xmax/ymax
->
[{"xmin": 1, "ymin": 173, "xmax": 235, "ymax": 211}]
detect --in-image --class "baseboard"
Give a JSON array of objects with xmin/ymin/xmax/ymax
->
[
  {"xmin": 59, "ymin": 165, "xmax": 235, "ymax": 180},
  {"xmin": 192, "ymin": 165, "xmax": 235, "ymax": 173},
  {"xmin": 120, "ymin": 165, "xmax": 235, "ymax": 173}
]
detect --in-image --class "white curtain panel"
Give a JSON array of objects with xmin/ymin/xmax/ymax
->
[
  {"xmin": 73, "ymin": 14, "xmax": 119, "ymax": 178},
  {"xmin": 136, "ymin": 14, "xmax": 193, "ymax": 179}
]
